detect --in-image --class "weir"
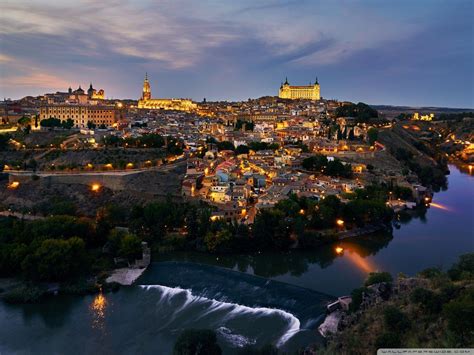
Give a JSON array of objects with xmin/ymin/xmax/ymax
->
[{"xmin": 137, "ymin": 261, "xmax": 335, "ymax": 328}]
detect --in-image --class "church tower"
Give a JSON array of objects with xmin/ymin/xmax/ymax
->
[{"xmin": 142, "ymin": 73, "xmax": 151, "ymax": 100}]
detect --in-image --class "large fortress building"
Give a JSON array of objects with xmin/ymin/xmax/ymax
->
[
  {"xmin": 137, "ymin": 74, "xmax": 197, "ymax": 111},
  {"xmin": 278, "ymin": 77, "xmax": 320, "ymax": 100}
]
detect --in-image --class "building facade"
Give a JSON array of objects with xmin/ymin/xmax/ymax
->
[
  {"xmin": 137, "ymin": 73, "xmax": 197, "ymax": 111},
  {"xmin": 279, "ymin": 77, "xmax": 320, "ymax": 100},
  {"xmin": 39, "ymin": 105, "xmax": 117, "ymax": 128}
]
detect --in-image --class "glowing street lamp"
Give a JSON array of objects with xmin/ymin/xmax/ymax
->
[
  {"xmin": 335, "ymin": 246, "xmax": 344, "ymax": 254},
  {"xmin": 8, "ymin": 181, "xmax": 20, "ymax": 189},
  {"xmin": 336, "ymin": 219, "xmax": 345, "ymax": 227},
  {"xmin": 91, "ymin": 183, "xmax": 101, "ymax": 192}
]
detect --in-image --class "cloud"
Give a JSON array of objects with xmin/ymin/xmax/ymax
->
[{"xmin": 0, "ymin": 0, "xmax": 472, "ymax": 106}]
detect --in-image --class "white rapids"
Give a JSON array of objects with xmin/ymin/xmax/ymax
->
[{"xmin": 140, "ymin": 285, "xmax": 301, "ymax": 348}]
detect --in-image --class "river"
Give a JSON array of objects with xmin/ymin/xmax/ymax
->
[{"xmin": 0, "ymin": 165, "xmax": 472, "ymax": 354}]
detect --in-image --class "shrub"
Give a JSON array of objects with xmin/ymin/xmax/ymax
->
[
  {"xmin": 365, "ymin": 272, "xmax": 393, "ymax": 286},
  {"xmin": 418, "ymin": 267, "xmax": 442, "ymax": 279},
  {"xmin": 443, "ymin": 288, "xmax": 474, "ymax": 346},
  {"xmin": 349, "ymin": 287, "xmax": 370, "ymax": 313},
  {"xmin": 375, "ymin": 332, "xmax": 401, "ymax": 349},
  {"xmin": 2, "ymin": 285, "xmax": 47, "ymax": 304},
  {"xmin": 383, "ymin": 306, "xmax": 410, "ymax": 333},
  {"xmin": 410, "ymin": 288, "xmax": 442, "ymax": 314},
  {"xmin": 448, "ymin": 253, "xmax": 474, "ymax": 281}
]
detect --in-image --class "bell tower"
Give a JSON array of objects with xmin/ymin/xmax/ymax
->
[{"xmin": 142, "ymin": 73, "xmax": 151, "ymax": 100}]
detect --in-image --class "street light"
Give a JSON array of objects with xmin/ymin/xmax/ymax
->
[{"xmin": 336, "ymin": 219, "xmax": 344, "ymax": 227}]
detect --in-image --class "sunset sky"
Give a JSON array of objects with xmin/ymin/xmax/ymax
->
[{"xmin": 1, "ymin": 0, "xmax": 473, "ymax": 107}]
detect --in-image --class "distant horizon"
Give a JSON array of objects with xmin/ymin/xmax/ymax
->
[{"xmin": 5, "ymin": 87, "xmax": 474, "ymax": 111}]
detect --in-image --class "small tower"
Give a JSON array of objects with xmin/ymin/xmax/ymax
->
[
  {"xmin": 142, "ymin": 73, "xmax": 151, "ymax": 101},
  {"xmin": 87, "ymin": 83, "xmax": 95, "ymax": 98}
]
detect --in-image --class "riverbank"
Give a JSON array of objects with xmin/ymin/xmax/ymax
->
[{"xmin": 315, "ymin": 253, "xmax": 474, "ymax": 353}]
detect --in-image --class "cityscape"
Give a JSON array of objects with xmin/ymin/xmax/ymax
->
[{"xmin": 0, "ymin": 1, "xmax": 473, "ymax": 354}]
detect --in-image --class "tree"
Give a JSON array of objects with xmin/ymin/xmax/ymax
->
[
  {"xmin": 448, "ymin": 253, "xmax": 474, "ymax": 281},
  {"xmin": 119, "ymin": 234, "xmax": 142, "ymax": 261},
  {"xmin": 235, "ymin": 145, "xmax": 250, "ymax": 155},
  {"xmin": 87, "ymin": 121, "xmax": 97, "ymax": 129},
  {"xmin": 216, "ymin": 141, "xmax": 235, "ymax": 151},
  {"xmin": 334, "ymin": 102, "xmax": 379, "ymax": 122},
  {"xmin": 384, "ymin": 306, "xmax": 410, "ymax": 333},
  {"xmin": 22, "ymin": 237, "xmax": 87, "ymax": 281},
  {"xmin": 253, "ymin": 209, "xmax": 292, "ymax": 249},
  {"xmin": 204, "ymin": 228, "xmax": 232, "ymax": 253},
  {"xmin": 348, "ymin": 128, "xmax": 355, "ymax": 140},
  {"xmin": 61, "ymin": 119, "xmax": 74, "ymax": 129},
  {"xmin": 367, "ymin": 128, "xmax": 378, "ymax": 145},
  {"xmin": 40, "ymin": 117, "xmax": 62, "ymax": 128},
  {"xmin": 365, "ymin": 272, "xmax": 393, "ymax": 286},
  {"xmin": 326, "ymin": 160, "xmax": 353, "ymax": 178},
  {"xmin": 173, "ymin": 329, "xmax": 222, "ymax": 355},
  {"xmin": 443, "ymin": 289, "xmax": 474, "ymax": 345},
  {"xmin": 302, "ymin": 155, "xmax": 328, "ymax": 171},
  {"xmin": 0, "ymin": 133, "xmax": 11, "ymax": 150},
  {"xmin": 375, "ymin": 332, "xmax": 401, "ymax": 348},
  {"xmin": 18, "ymin": 116, "xmax": 31, "ymax": 127}
]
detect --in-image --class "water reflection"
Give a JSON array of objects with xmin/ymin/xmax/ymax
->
[
  {"xmin": 336, "ymin": 244, "xmax": 377, "ymax": 273},
  {"xmin": 157, "ymin": 231, "xmax": 393, "ymax": 280},
  {"xmin": 429, "ymin": 202, "xmax": 452, "ymax": 212},
  {"xmin": 89, "ymin": 291, "xmax": 108, "ymax": 331}
]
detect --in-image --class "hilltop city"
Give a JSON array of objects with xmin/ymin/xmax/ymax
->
[{"xmin": 1, "ymin": 74, "xmax": 473, "ymax": 226}]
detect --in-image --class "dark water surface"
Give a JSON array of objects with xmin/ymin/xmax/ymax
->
[{"xmin": 0, "ymin": 165, "xmax": 472, "ymax": 354}]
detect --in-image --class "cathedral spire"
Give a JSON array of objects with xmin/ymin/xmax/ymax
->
[
  {"xmin": 284, "ymin": 77, "xmax": 289, "ymax": 85},
  {"xmin": 315, "ymin": 76, "xmax": 319, "ymax": 85}
]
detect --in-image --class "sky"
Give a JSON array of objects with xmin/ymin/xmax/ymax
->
[{"xmin": 0, "ymin": 0, "xmax": 473, "ymax": 107}]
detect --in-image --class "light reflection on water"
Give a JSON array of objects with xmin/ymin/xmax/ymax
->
[
  {"xmin": 335, "ymin": 243, "xmax": 377, "ymax": 274},
  {"xmin": 90, "ymin": 292, "xmax": 108, "ymax": 331},
  {"xmin": 429, "ymin": 202, "xmax": 452, "ymax": 212}
]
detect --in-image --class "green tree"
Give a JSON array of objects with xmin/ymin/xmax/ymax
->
[
  {"xmin": 173, "ymin": 329, "xmax": 222, "ymax": 355},
  {"xmin": 119, "ymin": 234, "xmax": 142, "ymax": 261},
  {"xmin": 235, "ymin": 145, "xmax": 250, "ymax": 155},
  {"xmin": 0, "ymin": 133, "xmax": 11, "ymax": 150},
  {"xmin": 443, "ymin": 288, "xmax": 474, "ymax": 345},
  {"xmin": 448, "ymin": 253, "xmax": 474, "ymax": 281},
  {"xmin": 22, "ymin": 237, "xmax": 87, "ymax": 281},
  {"xmin": 302, "ymin": 154, "xmax": 328, "ymax": 171},
  {"xmin": 375, "ymin": 332, "xmax": 401, "ymax": 348},
  {"xmin": 204, "ymin": 228, "xmax": 232, "ymax": 253},
  {"xmin": 384, "ymin": 306, "xmax": 410, "ymax": 333},
  {"xmin": 216, "ymin": 141, "xmax": 235, "ymax": 151},
  {"xmin": 365, "ymin": 272, "xmax": 393, "ymax": 286},
  {"xmin": 367, "ymin": 127, "xmax": 378, "ymax": 145}
]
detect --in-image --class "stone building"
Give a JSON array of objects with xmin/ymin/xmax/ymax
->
[
  {"xmin": 279, "ymin": 77, "xmax": 320, "ymax": 100},
  {"xmin": 137, "ymin": 73, "xmax": 197, "ymax": 111},
  {"xmin": 39, "ymin": 104, "xmax": 117, "ymax": 128}
]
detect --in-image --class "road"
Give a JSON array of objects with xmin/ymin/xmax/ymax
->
[{"xmin": 6, "ymin": 159, "xmax": 186, "ymax": 177}]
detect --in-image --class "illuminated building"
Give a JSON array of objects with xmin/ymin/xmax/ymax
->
[
  {"xmin": 137, "ymin": 73, "xmax": 197, "ymax": 111},
  {"xmin": 279, "ymin": 77, "xmax": 320, "ymax": 100},
  {"xmin": 87, "ymin": 83, "xmax": 105, "ymax": 100},
  {"xmin": 412, "ymin": 112, "xmax": 434, "ymax": 121},
  {"xmin": 39, "ymin": 105, "xmax": 117, "ymax": 128}
]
